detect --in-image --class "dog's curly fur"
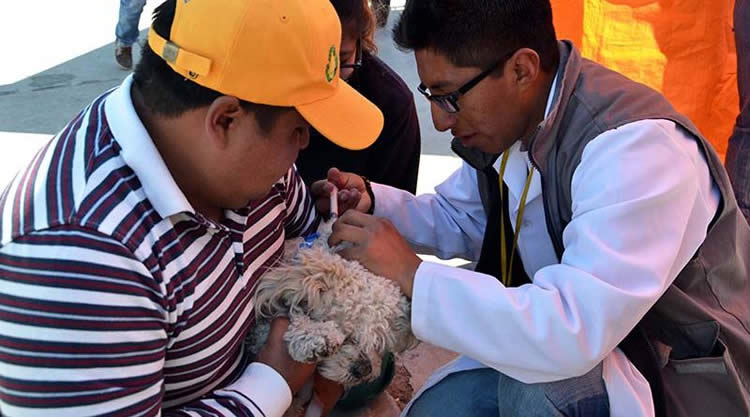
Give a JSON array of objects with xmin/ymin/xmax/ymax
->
[{"xmin": 249, "ymin": 221, "xmax": 418, "ymax": 394}]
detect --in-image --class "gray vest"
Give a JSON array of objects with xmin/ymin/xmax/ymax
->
[{"xmin": 455, "ymin": 41, "xmax": 750, "ymax": 417}]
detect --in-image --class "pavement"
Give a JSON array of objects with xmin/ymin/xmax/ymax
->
[
  {"xmin": 0, "ymin": 2, "xmax": 463, "ymax": 415},
  {"xmin": 0, "ymin": 1, "xmax": 457, "ymax": 156}
]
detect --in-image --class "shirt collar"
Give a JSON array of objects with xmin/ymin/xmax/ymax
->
[
  {"xmin": 494, "ymin": 69, "xmax": 559, "ymax": 207},
  {"xmin": 104, "ymin": 75, "xmax": 195, "ymax": 218},
  {"xmin": 543, "ymin": 71, "xmax": 559, "ymax": 120}
]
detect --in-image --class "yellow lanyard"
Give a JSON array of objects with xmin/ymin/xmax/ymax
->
[{"xmin": 498, "ymin": 149, "xmax": 535, "ymax": 287}]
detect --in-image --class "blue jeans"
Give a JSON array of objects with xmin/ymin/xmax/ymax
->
[
  {"xmin": 726, "ymin": 0, "xmax": 750, "ymax": 221},
  {"xmin": 115, "ymin": 0, "xmax": 147, "ymax": 46},
  {"xmin": 407, "ymin": 364, "xmax": 610, "ymax": 417}
]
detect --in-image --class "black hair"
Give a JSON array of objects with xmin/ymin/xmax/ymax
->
[
  {"xmin": 132, "ymin": 0, "xmax": 289, "ymax": 132},
  {"xmin": 392, "ymin": 0, "xmax": 559, "ymax": 73},
  {"xmin": 329, "ymin": 0, "xmax": 377, "ymax": 54}
]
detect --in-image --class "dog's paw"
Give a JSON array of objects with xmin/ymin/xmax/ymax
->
[{"xmin": 285, "ymin": 315, "xmax": 345, "ymax": 363}]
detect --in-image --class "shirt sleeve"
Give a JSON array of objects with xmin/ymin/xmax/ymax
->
[
  {"xmin": 0, "ymin": 227, "xmax": 292, "ymax": 417},
  {"xmin": 409, "ymin": 121, "xmax": 719, "ymax": 383},
  {"xmin": 372, "ymin": 161, "xmax": 487, "ymax": 260},
  {"xmin": 283, "ymin": 165, "xmax": 320, "ymax": 238}
]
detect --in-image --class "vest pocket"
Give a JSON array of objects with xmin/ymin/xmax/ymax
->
[{"xmin": 658, "ymin": 321, "xmax": 748, "ymax": 416}]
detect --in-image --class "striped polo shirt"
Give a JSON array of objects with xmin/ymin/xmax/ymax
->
[{"xmin": 0, "ymin": 75, "xmax": 319, "ymax": 417}]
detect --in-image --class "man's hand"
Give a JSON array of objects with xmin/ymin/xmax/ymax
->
[
  {"xmin": 329, "ymin": 210, "xmax": 421, "ymax": 298},
  {"xmin": 311, "ymin": 168, "xmax": 371, "ymax": 216},
  {"xmin": 256, "ymin": 317, "xmax": 316, "ymax": 394},
  {"xmin": 304, "ymin": 373, "xmax": 344, "ymax": 417}
]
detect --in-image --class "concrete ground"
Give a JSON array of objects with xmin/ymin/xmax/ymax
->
[
  {"xmin": 0, "ymin": 1, "xmax": 456, "ymax": 155},
  {"xmin": 0, "ymin": 2, "xmax": 464, "ymax": 416}
]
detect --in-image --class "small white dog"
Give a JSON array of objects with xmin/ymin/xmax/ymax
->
[{"xmin": 249, "ymin": 220, "xmax": 417, "ymax": 410}]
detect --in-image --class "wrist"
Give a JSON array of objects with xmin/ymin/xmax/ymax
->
[
  {"xmin": 223, "ymin": 362, "xmax": 293, "ymax": 417},
  {"xmin": 256, "ymin": 339, "xmax": 314, "ymax": 394},
  {"xmin": 257, "ymin": 358, "xmax": 311, "ymax": 394},
  {"xmin": 400, "ymin": 256, "xmax": 421, "ymax": 298}
]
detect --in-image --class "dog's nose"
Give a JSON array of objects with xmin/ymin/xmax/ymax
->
[{"xmin": 349, "ymin": 358, "xmax": 373, "ymax": 380}]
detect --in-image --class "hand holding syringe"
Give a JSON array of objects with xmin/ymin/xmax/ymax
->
[{"xmin": 310, "ymin": 168, "xmax": 368, "ymax": 218}]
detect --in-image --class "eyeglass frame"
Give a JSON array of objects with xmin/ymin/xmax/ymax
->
[
  {"xmin": 340, "ymin": 38, "xmax": 363, "ymax": 71},
  {"xmin": 417, "ymin": 50, "xmax": 517, "ymax": 114}
]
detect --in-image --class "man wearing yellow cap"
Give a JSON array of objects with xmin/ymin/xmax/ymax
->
[{"xmin": 0, "ymin": 0, "xmax": 383, "ymax": 416}]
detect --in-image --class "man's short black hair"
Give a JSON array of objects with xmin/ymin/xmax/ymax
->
[
  {"xmin": 133, "ymin": 0, "xmax": 289, "ymax": 132},
  {"xmin": 393, "ymin": 0, "xmax": 559, "ymax": 73}
]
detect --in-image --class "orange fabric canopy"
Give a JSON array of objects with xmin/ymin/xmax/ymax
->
[{"xmin": 550, "ymin": 0, "xmax": 738, "ymax": 158}]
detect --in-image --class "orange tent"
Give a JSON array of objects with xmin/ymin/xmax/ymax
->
[{"xmin": 550, "ymin": 0, "xmax": 738, "ymax": 158}]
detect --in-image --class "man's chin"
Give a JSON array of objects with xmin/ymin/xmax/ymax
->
[
  {"xmin": 471, "ymin": 142, "xmax": 500, "ymax": 155},
  {"xmin": 477, "ymin": 138, "xmax": 517, "ymax": 155}
]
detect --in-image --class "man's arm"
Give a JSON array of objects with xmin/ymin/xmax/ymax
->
[
  {"xmin": 0, "ymin": 227, "xmax": 310, "ymax": 417},
  {"xmin": 370, "ymin": 161, "xmax": 487, "ymax": 260},
  {"xmin": 317, "ymin": 162, "xmax": 488, "ymax": 261},
  {"xmin": 333, "ymin": 121, "xmax": 719, "ymax": 383}
]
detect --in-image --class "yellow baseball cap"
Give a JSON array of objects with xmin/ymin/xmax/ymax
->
[{"xmin": 148, "ymin": 0, "xmax": 383, "ymax": 150}]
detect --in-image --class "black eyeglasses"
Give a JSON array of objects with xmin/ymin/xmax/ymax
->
[
  {"xmin": 417, "ymin": 51, "xmax": 515, "ymax": 114},
  {"xmin": 340, "ymin": 38, "xmax": 363, "ymax": 71}
]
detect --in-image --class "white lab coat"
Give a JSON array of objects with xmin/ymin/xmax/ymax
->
[{"xmin": 372, "ymin": 117, "xmax": 720, "ymax": 416}]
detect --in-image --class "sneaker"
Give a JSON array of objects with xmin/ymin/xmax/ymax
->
[
  {"xmin": 115, "ymin": 41, "xmax": 133, "ymax": 70},
  {"xmin": 372, "ymin": 0, "xmax": 390, "ymax": 28}
]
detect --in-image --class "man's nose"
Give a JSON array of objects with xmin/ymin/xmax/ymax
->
[{"xmin": 431, "ymin": 102, "xmax": 457, "ymax": 132}]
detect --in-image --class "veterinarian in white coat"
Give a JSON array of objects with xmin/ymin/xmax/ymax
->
[{"xmin": 313, "ymin": 0, "xmax": 750, "ymax": 416}]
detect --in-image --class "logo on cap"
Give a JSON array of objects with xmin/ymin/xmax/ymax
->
[{"xmin": 326, "ymin": 46, "xmax": 338, "ymax": 82}]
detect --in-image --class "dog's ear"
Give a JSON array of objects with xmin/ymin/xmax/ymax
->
[
  {"xmin": 254, "ymin": 265, "xmax": 307, "ymax": 318},
  {"xmin": 258, "ymin": 270, "xmax": 330, "ymax": 318},
  {"xmin": 300, "ymin": 272, "xmax": 329, "ymax": 307}
]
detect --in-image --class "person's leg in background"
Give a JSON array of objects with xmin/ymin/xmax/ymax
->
[
  {"xmin": 726, "ymin": 0, "xmax": 750, "ymax": 221},
  {"xmin": 114, "ymin": 0, "xmax": 147, "ymax": 70},
  {"xmin": 370, "ymin": 0, "xmax": 391, "ymax": 27}
]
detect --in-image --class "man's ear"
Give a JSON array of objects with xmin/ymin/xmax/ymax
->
[
  {"xmin": 508, "ymin": 48, "xmax": 541, "ymax": 90},
  {"xmin": 204, "ymin": 95, "xmax": 244, "ymax": 148}
]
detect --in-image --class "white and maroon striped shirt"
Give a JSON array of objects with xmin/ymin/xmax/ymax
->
[{"xmin": 0, "ymin": 75, "xmax": 319, "ymax": 417}]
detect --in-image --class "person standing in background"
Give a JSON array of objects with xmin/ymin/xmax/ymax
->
[
  {"xmin": 115, "ymin": 0, "xmax": 147, "ymax": 69},
  {"xmin": 371, "ymin": 0, "xmax": 391, "ymax": 27}
]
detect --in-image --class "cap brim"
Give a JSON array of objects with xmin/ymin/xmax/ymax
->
[{"xmin": 296, "ymin": 81, "xmax": 384, "ymax": 151}]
